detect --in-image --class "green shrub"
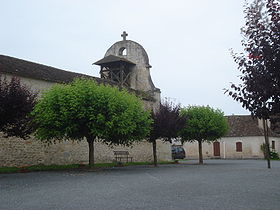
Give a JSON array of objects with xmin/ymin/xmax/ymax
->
[
  {"xmin": 260, "ymin": 143, "xmax": 280, "ymax": 160},
  {"xmin": 270, "ymin": 151, "xmax": 280, "ymax": 160}
]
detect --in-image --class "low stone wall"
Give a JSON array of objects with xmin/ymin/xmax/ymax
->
[{"xmin": 0, "ymin": 134, "xmax": 171, "ymax": 167}]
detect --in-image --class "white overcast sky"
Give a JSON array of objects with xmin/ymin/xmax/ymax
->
[{"xmin": 1, "ymin": 0, "xmax": 252, "ymax": 115}]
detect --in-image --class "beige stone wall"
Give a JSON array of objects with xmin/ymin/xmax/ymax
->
[
  {"xmin": 4, "ymin": 73, "xmax": 55, "ymax": 94},
  {"xmin": 183, "ymin": 136, "xmax": 280, "ymax": 159},
  {"xmin": 0, "ymin": 133, "xmax": 171, "ymax": 167}
]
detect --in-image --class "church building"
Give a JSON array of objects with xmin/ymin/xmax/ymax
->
[{"xmin": 0, "ymin": 32, "xmax": 171, "ymax": 167}]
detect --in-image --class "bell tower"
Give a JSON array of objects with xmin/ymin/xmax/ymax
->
[{"xmin": 94, "ymin": 31, "xmax": 161, "ymax": 110}]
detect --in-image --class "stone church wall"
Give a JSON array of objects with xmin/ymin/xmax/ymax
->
[
  {"xmin": 1, "ymin": 74, "xmax": 171, "ymax": 167},
  {"xmin": 4, "ymin": 73, "xmax": 55, "ymax": 94}
]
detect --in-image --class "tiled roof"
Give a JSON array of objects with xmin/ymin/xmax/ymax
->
[
  {"xmin": 94, "ymin": 55, "xmax": 135, "ymax": 66},
  {"xmin": 0, "ymin": 54, "xmax": 107, "ymax": 84},
  {"xmin": 225, "ymin": 115, "xmax": 280, "ymax": 137}
]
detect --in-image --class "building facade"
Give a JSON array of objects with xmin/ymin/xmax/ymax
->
[{"xmin": 182, "ymin": 115, "xmax": 280, "ymax": 159}]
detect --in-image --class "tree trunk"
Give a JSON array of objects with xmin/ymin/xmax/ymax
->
[
  {"xmin": 152, "ymin": 140, "xmax": 158, "ymax": 167},
  {"xmin": 87, "ymin": 137, "xmax": 95, "ymax": 167},
  {"xmin": 198, "ymin": 140, "xmax": 203, "ymax": 164},
  {"xmin": 263, "ymin": 119, "xmax": 271, "ymax": 169}
]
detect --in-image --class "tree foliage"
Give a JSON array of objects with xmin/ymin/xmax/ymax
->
[
  {"xmin": 226, "ymin": 0, "xmax": 280, "ymax": 119},
  {"xmin": 149, "ymin": 100, "xmax": 187, "ymax": 142},
  {"xmin": 32, "ymin": 79, "xmax": 151, "ymax": 166},
  {"xmin": 180, "ymin": 106, "xmax": 228, "ymax": 164},
  {"xmin": 225, "ymin": 0, "xmax": 279, "ymax": 168},
  {"xmin": 148, "ymin": 100, "xmax": 187, "ymax": 166},
  {"xmin": 0, "ymin": 76, "xmax": 37, "ymax": 139}
]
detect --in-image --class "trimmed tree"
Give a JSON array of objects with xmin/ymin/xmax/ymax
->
[
  {"xmin": 32, "ymin": 79, "xmax": 151, "ymax": 166},
  {"xmin": 180, "ymin": 106, "xmax": 229, "ymax": 164},
  {"xmin": 148, "ymin": 100, "xmax": 187, "ymax": 166},
  {"xmin": 0, "ymin": 75, "xmax": 37, "ymax": 139},
  {"xmin": 225, "ymin": 0, "xmax": 280, "ymax": 168}
]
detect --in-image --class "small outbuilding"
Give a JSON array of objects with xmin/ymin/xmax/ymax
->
[{"xmin": 182, "ymin": 115, "xmax": 280, "ymax": 159}]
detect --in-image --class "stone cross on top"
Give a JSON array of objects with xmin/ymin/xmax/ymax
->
[{"xmin": 121, "ymin": 31, "xmax": 128, "ymax": 41}]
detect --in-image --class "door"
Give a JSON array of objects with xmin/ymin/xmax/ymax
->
[{"xmin": 213, "ymin": 142, "xmax": 220, "ymax": 156}]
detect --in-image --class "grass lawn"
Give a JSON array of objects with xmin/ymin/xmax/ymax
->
[{"xmin": 0, "ymin": 161, "xmax": 176, "ymax": 174}]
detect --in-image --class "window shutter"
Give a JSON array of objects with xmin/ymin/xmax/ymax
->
[
  {"xmin": 272, "ymin": 141, "xmax": 275, "ymax": 150},
  {"xmin": 236, "ymin": 142, "xmax": 242, "ymax": 152}
]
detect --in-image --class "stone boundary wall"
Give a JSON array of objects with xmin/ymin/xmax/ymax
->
[{"xmin": 0, "ymin": 134, "xmax": 171, "ymax": 167}]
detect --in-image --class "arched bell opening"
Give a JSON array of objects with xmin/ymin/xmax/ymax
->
[{"xmin": 119, "ymin": 47, "xmax": 127, "ymax": 56}]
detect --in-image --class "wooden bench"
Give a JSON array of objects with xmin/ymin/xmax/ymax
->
[{"xmin": 113, "ymin": 151, "xmax": 133, "ymax": 163}]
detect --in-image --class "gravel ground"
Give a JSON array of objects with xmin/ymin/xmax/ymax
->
[{"xmin": 1, "ymin": 159, "xmax": 279, "ymax": 210}]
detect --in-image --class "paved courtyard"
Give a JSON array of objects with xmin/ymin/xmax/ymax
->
[{"xmin": 1, "ymin": 160, "xmax": 280, "ymax": 210}]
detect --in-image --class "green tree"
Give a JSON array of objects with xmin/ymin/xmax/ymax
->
[
  {"xmin": 180, "ymin": 106, "xmax": 229, "ymax": 164},
  {"xmin": 32, "ymin": 79, "xmax": 151, "ymax": 166}
]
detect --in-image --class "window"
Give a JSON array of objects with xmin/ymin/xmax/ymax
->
[
  {"xmin": 119, "ymin": 47, "xmax": 127, "ymax": 56},
  {"xmin": 236, "ymin": 142, "xmax": 242, "ymax": 152},
  {"xmin": 272, "ymin": 141, "xmax": 275, "ymax": 150}
]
